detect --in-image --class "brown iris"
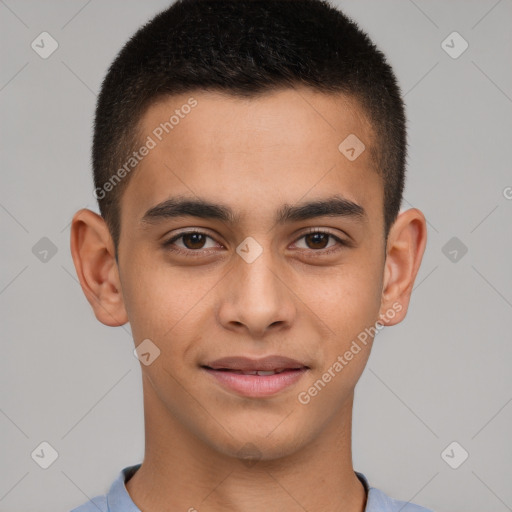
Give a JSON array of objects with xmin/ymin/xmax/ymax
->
[
  {"xmin": 304, "ymin": 232, "xmax": 330, "ymax": 250},
  {"xmin": 181, "ymin": 233, "xmax": 208, "ymax": 249}
]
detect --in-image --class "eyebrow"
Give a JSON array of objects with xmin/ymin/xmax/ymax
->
[{"xmin": 140, "ymin": 194, "xmax": 367, "ymax": 226}]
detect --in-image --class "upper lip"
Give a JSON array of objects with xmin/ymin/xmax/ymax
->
[{"xmin": 203, "ymin": 356, "xmax": 309, "ymax": 371}]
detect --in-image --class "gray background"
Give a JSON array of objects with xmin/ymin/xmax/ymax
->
[{"xmin": 1, "ymin": 0, "xmax": 511, "ymax": 511}]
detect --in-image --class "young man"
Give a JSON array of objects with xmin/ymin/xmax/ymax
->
[{"xmin": 69, "ymin": 0, "xmax": 430, "ymax": 510}]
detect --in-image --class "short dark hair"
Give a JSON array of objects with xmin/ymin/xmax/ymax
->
[{"xmin": 93, "ymin": 0, "xmax": 406, "ymax": 253}]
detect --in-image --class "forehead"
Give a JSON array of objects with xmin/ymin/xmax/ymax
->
[{"xmin": 121, "ymin": 87, "xmax": 383, "ymax": 229}]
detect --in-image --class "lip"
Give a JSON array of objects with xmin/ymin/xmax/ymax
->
[
  {"xmin": 204, "ymin": 355, "xmax": 307, "ymax": 372},
  {"xmin": 202, "ymin": 356, "xmax": 309, "ymax": 398}
]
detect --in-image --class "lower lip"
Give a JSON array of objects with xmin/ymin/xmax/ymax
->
[{"xmin": 203, "ymin": 368, "xmax": 307, "ymax": 397}]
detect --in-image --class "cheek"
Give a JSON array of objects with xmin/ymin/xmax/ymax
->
[
  {"xmin": 300, "ymin": 260, "xmax": 383, "ymax": 341},
  {"xmin": 299, "ymin": 270, "xmax": 380, "ymax": 404},
  {"xmin": 120, "ymin": 255, "xmax": 218, "ymax": 344}
]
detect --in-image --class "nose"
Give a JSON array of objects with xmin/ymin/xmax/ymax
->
[{"xmin": 216, "ymin": 244, "xmax": 296, "ymax": 339}]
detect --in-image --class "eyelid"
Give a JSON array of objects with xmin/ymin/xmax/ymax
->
[{"xmin": 299, "ymin": 226, "xmax": 347, "ymax": 239}]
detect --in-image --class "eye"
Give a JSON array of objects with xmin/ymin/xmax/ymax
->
[
  {"xmin": 292, "ymin": 229, "xmax": 348, "ymax": 254},
  {"xmin": 162, "ymin": 228, "xmax": 349, "ymax": 257},
  {"xmin": 163, "ymin": 230, "xmax": 221, "ymax": 255}
]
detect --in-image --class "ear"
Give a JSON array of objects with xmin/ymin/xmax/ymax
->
[
  {"xmin": 378, "ymin": 208, "xmax": 427, "ymax": 326},
  {"xmin": 70, "ymin": 209, "xmax": 128, "ymax": 327}
]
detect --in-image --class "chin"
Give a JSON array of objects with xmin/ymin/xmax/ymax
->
[{"xmin": 203, "ymin": 418, "xmax": 313, "ymax": 464}]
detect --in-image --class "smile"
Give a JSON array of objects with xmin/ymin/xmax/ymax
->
[{"xmin": 202, "ymin": 356, "xmax": 309, "ymax": 397}]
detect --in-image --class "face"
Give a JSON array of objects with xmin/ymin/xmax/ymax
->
[{"xmin": 76, "ymin": 87, "xmax": 426, "ymax": 462}]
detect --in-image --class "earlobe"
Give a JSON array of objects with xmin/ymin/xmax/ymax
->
[
  {"xmin": 378, "ymin": 208, "xmax": 427, "ymax": 327},
  {"xmin": 70, "ymin": 209, "xmax": 128, "ymax": 327}
]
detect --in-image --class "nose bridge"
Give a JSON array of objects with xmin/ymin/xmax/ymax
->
[
  {"xmin": 218, "ymin": 236, "xmax": 295, "ymax": 335},
  {"xmin": 240, "ymin": 243, "xmax": 280, "ymax": 300}
]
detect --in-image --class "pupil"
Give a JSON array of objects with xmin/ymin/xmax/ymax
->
[
  {"xmin": 184, "ymin": 233, "xmax": 205, "ymax": 249},
  {"xmin": 307, "ymin": 233, "xmax": 328, "ymax": 249}
]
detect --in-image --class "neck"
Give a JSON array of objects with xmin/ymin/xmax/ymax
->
[{"xmin": 126, "ymin": 376, "xmax": 367, "ymax": 512}]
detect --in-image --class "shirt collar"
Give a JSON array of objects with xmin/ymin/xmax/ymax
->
[
  {"xmin": 107, "ymin": 464, "xmax": 407, "ymax": 512},
  {"xmin": 106, "ymin": 464, "xmax": 141, "ymax": 512}
]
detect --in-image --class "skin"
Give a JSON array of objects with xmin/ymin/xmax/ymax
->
[{"xmin": 70, "ymin": 87, "xmax": 427, "ymax": 512}]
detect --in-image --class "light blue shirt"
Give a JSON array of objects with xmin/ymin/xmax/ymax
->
[{"xmin": 70, "ymin": 464, "xmax": 433, "ymax": 512}]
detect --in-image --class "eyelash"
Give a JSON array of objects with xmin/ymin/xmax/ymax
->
[{"xmin": 162, "ymin": 228, "xmax": 349, "ymax": 258}]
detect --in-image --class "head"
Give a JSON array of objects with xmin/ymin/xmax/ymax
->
[{"xmin": 71, "ymin": 0, "xmax": 426, "ymax": 463}]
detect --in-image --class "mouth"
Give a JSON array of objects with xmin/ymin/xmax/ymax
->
[
  {"xmin": 205, "ymin": 368, "xmax": 298, "ymax": 375},
  {"xmin": 201, "ymin": 356, "xmax": 309, "ymax": 397}
]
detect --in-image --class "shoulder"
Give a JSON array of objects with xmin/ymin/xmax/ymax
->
[
  {"xmin": 368, "ymin": 487, "xmax": 434, "ymax": 512},
  {"xmin": 68, "ymin": 463, "xmax": 142, "ymax": 512},
  {"xmin": 69, "ymin": 495, "xmax": 108, "ymax": 512},
  {"xmin": 356, "ymin": 472, "xmax": 434, "ymax": 512}
]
